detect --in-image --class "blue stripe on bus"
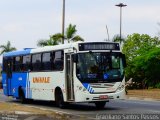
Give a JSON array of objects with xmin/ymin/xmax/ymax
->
[
  {"xmin": 82, "ymin": 83, "xmax": 94, "ymax": 94},
  {"xmin": 3, "ymin": 49, "xmax": 32, "ymax": 57}
]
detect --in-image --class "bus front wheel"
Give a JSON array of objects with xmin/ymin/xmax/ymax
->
[
  {"xmin": 95, "ymin": 101, "xmax": 106, "ymax": 109},
  {"xmin": 55, "ymin": 89, "xmax": 65, "ymax": 108}
]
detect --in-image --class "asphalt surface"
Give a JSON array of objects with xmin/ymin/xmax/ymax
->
[{"xmin": 0, "ymin": 90, "xmax": 160, "ymax": 120}]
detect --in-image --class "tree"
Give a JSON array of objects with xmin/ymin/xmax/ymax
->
[
  {"xmin": 122, "ymin": 33, "xmax": 160, "ymax": 62},
  {"xmin": 37, "ymin": 35, "xmax": 61, "ymax": 47},
  {"xmin": 158, "ymin": 22, "xmax": 160, "ymax": 37},
  {"xmin": 0, "ymin": 41, "xmax": 16, "ymax": 55},
  {"xmin": 65, "ymin": 24, "xmax": 84, "ymax": 42},
  {"xmin": 122, "ymin": 33, "xmax": 160, "ymax": 88},
  {"xmin": 112, "ymin": 34, "xmax": 125, "ymax": 44},
  {"xmin": 53, "ymin": 24, "xmax": 84, "ymax": 43},
  {"xmin": 133, "ymin": 48, "xmax": 160, "ymax": 88},
  {"xmin": 37, "ymin": 24, "xmax": 84, "ymax": 47}
]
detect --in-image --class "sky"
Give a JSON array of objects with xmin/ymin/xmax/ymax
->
[{"xmin": 0, "ymin": 0, "xmax": 160, "ymax": 62}]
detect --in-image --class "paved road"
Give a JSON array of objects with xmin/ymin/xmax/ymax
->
[
  {"xmin": 1, "ymin": 90, "xmax": 160, "ymax": 120},
  {"xmin": 22, "ymin": 99, "xmax": 160, "ymax": 119}
]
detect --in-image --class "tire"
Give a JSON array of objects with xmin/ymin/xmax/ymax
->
[
  {"xmin": 19, "ymin": 89, "xmax": 26, "ymax": 104},
  {"xmin": 95, "ymin": 101, "xmax": 106, "ymax": 109},
  {"xmin": 55, "ymin": 89, "xmax": 65, "ymax": 108}
]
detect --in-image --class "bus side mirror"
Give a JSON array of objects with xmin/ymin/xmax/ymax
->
[
  {"xmin": 122, "ymin": 54, "xmax": 126, "ymax": 68},
  {"xmin": 72, "ymin": 54, "xmax": 78, "ymax": 63}
]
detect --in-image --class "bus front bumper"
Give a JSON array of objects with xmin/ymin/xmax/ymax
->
[{"xmin": 74, "ymin": 88, "xmax": 126, "ymax": 102}]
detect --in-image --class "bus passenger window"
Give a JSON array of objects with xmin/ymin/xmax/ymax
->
[
  {"xmin": 2, "ymin": 58, "xmax": 8, "ymax": 72},
  {"xmin": 2, "ymin": 57, "xmax": 13, "ymax": 73},
  {"xmin": 42, "ymin": 52, "xmax": 51, "ymax": 70},
  {"xmin": 13, "ymin": 56, "xmax": 22, "ymax": 72},
  {"xmin": 32, "ymin": 54, "xmax": 42, "ymax": 71},
  {"xmin": 54, "ymin": 51, "xmax": 64, "ymax": 71},
  {"xmin": 23, "ymin": 55, "xmax": 31, "ymax": 71}
]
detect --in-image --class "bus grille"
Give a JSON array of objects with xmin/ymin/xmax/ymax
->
[{"xmin": 90, "ymin": 83, "xmax": 115, "ymax": 88}]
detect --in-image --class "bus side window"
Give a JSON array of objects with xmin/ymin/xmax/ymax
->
[
  {"xmin": 53, "ymin": 50, "xmax": 64, "ymax": 71},
  {"xmin": 13, "ymin": 56, "xmax": 22, "ymax": 72},
  {"xmin": 2, "ymin": 57, "xmax": 8, "ymax": 72},
  {"xmin": 23, "ymin": 55, "xmax": 31, "ymax": 71},
  {"xmin": 42, "ymin": 52, "xmax": 51, "ymax": 70},
  {"xmin": 32, "ymin": 54, "xmax": 42, "ymax": 71},
  {"xmin": 2, "ymin": 57, "xmax": 13, "ymax": 78}
]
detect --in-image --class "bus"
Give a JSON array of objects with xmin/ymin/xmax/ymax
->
[{"xmin": 2, "ymin": 42, "xmax": 126, "ymax": 108}]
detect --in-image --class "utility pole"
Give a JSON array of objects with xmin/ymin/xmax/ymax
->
[{"xmin": 62, "ymin": 0, "xmax": 65, "ymax": 44}]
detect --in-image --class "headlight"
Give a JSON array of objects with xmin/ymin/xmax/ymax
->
[{"xmin": 79, "ymin": 86, "xmax": 82, "ymax": 90}]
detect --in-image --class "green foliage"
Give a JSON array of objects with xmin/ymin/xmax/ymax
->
[
  {"xmin": 126, "ymin": 82, "xmax": 143, "ymax": 90},
  {"xmin": 37, "ymin": 24, "xmax": 84, "ymax": 47},
  {"xmin": 64, "ymin": 24, "xmax": 84, "ymax": 43},
  {"xmin": 52, "ymin": 33, "xmax": 63, "ymax": 42},
  {"xmin": 71, "ymin": 35, "xmax": 84, "ymax": 42},
  {"xmin": 37, "ymin": 35, "xmax": 61, "ymax": 47},
  {"xmin": 133, "ymin": 48, "xmax": 160, "ymax": 86},
  {"xmin": 66, "ymin": 24, "xmax": 77, "ymax": 41},
  {"xmin": 0, "ymin": 41, "xmax": 16, "ymax": 55},
  {"xmin": 112, "ymin": 34, "xmax": 125, "ymax": 44},
  {"xmin": 155, "ymin": 83, "xmax": 160, "ymax": 89},
  {"xmin": 122, "ymin": 33, "xmax": 160, "ymax": 88},
  {"xmin": 123, "ymin": 33, "xmax": 159, "ymax": 62}
]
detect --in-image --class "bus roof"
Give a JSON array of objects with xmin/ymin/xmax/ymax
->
[
  {"xmin": 2, "ymin": 41, "xmax": 120, "ymax": 57},
  {"xmin": 30, "ymin": 42, "xmax": 80, "ymax": 54},
  {"xmin": 2, "ymin": 42, "xmax": 82, "ymax": 57},
  {"xmin": 3, "ymin": 48, "xmax": 32, "ymax": 57}
]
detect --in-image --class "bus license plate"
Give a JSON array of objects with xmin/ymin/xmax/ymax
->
[{"xmin": 99, "ymin": 95, "xmax": 108, "ymax": 99}]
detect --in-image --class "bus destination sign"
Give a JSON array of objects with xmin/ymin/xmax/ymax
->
[{"xmin": 79, "ymin": 42, "xmax": 120, "ymax": 51}]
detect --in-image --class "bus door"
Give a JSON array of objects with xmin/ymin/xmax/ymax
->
[
  {"xmin": 4, "ymin": 58, "xmax": 13, "ymax": 96},
  {"xmin": 66, "ymin": 54, "xmax": 74, "ymax": 101}
]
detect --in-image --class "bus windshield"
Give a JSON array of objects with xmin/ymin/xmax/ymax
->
[{"xmin": 76, "ymin": 52, "xmax": 125, "ymax": 83}]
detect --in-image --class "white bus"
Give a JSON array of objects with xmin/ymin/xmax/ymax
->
[{"xmin": 2, "ymin": 42, "xmax": 126, "ymax": 108}]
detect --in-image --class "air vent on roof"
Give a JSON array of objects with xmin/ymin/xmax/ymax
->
[{"xmin": 23, "ymin": 48, "xmax": 34, "ymax": 50}]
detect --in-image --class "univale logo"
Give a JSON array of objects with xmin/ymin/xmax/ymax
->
[{"xmin": 32, "ymin": 77, "xmax": 50, "ymax": 83}]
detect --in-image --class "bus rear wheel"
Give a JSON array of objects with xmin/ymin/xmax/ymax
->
[
  {"xmin": 55, "ymin": 89, "xmax": 65, "ymax": 108},
  {"xmin": 19, "ymin": 88, "xmax": 26, "ymax": 104},
  {"xmin": 95, "ymin": 101, "xmax": 106, "ymax": 109}
]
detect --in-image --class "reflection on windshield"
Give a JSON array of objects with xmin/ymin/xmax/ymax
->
[{"xmin": 76, "ymin": 52, "xmax": 124, "ymax": 82}]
